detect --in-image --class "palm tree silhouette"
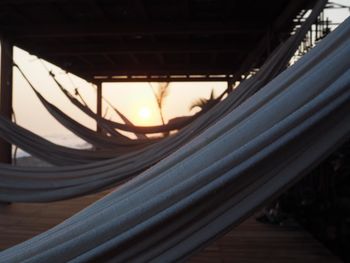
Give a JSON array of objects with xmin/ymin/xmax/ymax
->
[{"xmin": 190, "ymin": 89, "xmax": 219, "ymax": 113}]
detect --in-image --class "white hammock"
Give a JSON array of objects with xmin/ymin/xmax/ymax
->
[
  {"xmin": 2, "ymin": 3, "xmax": 350, "ymax": 263},
  {"xmin": 0, "ymin": 0, "xmax": 328, "ymax": 202}
]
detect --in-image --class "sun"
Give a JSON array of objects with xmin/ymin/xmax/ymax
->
[{"xmin": 138, "ymin": 106, "xmax": 151, "ymax": 120}]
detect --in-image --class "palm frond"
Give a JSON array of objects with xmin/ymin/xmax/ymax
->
[{"xmin": 190, "ymin": 89, "xmax": 219, "ymax": 112}]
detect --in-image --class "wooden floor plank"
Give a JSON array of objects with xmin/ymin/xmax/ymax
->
[{"xmin": 0, "ymin": 191, "xmax": 341, "ymax": 262}]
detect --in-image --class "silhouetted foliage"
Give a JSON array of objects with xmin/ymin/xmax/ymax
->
[{"xmin": 190, "ymin": 89, "xmax": 219, "ymax": 113}]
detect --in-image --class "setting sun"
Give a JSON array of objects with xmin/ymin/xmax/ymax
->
[{"xmin": 138, "ymin": 106, "xmax": 151, "ymax": 120}]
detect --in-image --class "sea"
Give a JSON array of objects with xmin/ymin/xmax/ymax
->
[{"xmin": 13, "ymin": 134, "xmax": 91, "ymax": 159}]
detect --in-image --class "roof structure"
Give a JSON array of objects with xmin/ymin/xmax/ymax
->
[{"xmin": 0, "ymin": 0, "xmax": 317, "ymax": 83}]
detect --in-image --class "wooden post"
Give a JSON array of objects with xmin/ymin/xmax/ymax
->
[
  {"xmin": 96, "ymin": 82, "xmax": 102, "ymax": 133},
  {"xmin": 227, "ymin": 79, "xmax": 234, "ymax": 93},
  {"xmin": 0, "ymin": 38, "xmax": 13, "ymax": 164}
]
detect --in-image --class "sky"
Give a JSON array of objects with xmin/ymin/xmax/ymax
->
[
  {"xmin": 12, "ymin": 52, "xmax": 226, "ymax": 141},
  {"xmin": 6, "ymin": 1, "xmax": 350, "ymax": 147}
]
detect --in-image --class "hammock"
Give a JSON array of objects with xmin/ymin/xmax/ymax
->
[
  {"xmin": 15, "ymin": 65, "xmax": 161, "ymax": 149},
  {"xmin": 0, "ymin": 6, "xmax": 319, "ymax": 166},
  {"xmin": 11, "ymin": 0, "xmax": 320, "ymax": 149},
  {"xmin": 3, "ymin": 5, "xmax": 350, "ymax": 263},
  {"xmin": 47, "ymin": 73, "xmax": 147, "ymax": 139},
  {"xmin": 105, "ymin": 101, "xmax": 148, "ymax": 139},
  {"xmin": 49, "ymin": 72, "xmax": 198, "ymax": 134},
  {"xmin": 0, "ymin": 0, "xmax": 330, "ymax": 202},
  {"xmin": 0, "ymin": 116, "xmax": 140, "ymax": 165},
  {"xmin": 31, "ymin": 87, "xmax": 158, "ymax": 149},
  {"xmin": 4, "ymin": 0, "xmax": 323, "ymax": 164}
]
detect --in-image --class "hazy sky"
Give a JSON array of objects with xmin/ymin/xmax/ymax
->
[
  {"xmin": 13, "ymin": 50, "xmax": 226, "ymax": 139},
  {"xmin": 7, "ymin": 1, "xmax": 350, "ymax": 146}
]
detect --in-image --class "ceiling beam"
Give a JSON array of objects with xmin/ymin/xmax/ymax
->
[
  {"xmin": 87, "ymin": 0, "xmax": 107, "ymax": 21},
  {"xmin": 17, "ymin": 41, "xmax": 252, "ymax": 56},
  {"xmin": 2, "ymin": 22, "xmax": 266, "ymax": 39},
  {"xmin": 91, "ymin": 76, "xmax": 232, "ymax": 83},
  {"xmin": 130, "ymin": 0, "xmax": 148, "ymax": 19},
  {"xmin": 0, "ymin": 0, "xmax": 67, "ymax": 3},
  {"xmin": 69, "ymin": 65, "xmax": 239, "ymax": 77}
]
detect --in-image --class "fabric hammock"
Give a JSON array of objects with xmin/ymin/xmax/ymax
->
[
  {"xmin": 15, "ymin": 65, "xmax": 161, "ymax": 148},
  {"xmin": 0, "ymin": 0, "xmax": 331, "ymax": 203},
  {"xmin": 30, "ymin": 87, "xmax": 157, "ymax": 149},
  {"xmin": 0, "ymin": 116, "xmax": 138, "ymax": 165},
  {"xmin": 45, "ymin": 73, "xmax": 147, "ymax": 139},
  {"xmin": 106, "ymin": 102, "xmax": 148, "ymax": 139},
  {"xmin": 1, "ymin": 7, "xmax": 349, "ymax": 263},
  {"xmin": 0, "ymin": 5, "xmax": 319, "ymax": 166},
  {"xmin": 2, "ymin": 0, "xmax": 324, "ymax": 166},
  {"xmin": 16, "ymin": 61, "xmax": 221, "ymax": 151},
  {"xmin": 48, "ymin": 72, "xmax": 198, "ymax": 134}
]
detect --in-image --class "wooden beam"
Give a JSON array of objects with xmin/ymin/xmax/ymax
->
[
  {"xmin": 6, "ymin": 3, "xmax": 31, "ymax": 24},
  {"xmin": 155, "ymin": 52, "xmax": 165, "ymax": 65},
  {"xmin": 19, "ymin": 41, "xmax": 251, "ymax": 56},
  {"xmin": 130, "ymin": 0, "xmax": 148, "ymax": 20},
  {"xmin": 50, "ymin": 2, "xmax": 74, "ymax": 23},
  {"xmin": 96, "ymin": 82, "xmax": 102, "ymax": 133},
  {"xmin": 76, "ymin": 55, "xmax": 94, "ymax": 67},
  {"xmin": 0, "ymin": 38, "xmax": 13, "ymax": 164},
  {"xmin": 92, "ymin": 76, "xmax": 232, "ymax": 83},
  {"xmin": 2, "ymin": 22, "xmax": 266, "ymax": 39},
  {"xmin": 71, "ymin": 64, "xmax": 240, "ymax": 78},
  {"xmin": 227, "ymin": 79, "xmax": 234, "ymax": 93},
  {"xmin": 224, "ymin": 0, "xmax": 307, "ymax": 85},
  {"xmin": 272, "ymin": 0, "xmax": 307, "ymax": 32},
  {"xmin": 103, "ymin": 54, "xmax": 117, "ymax": 66},
  {"xmin": 87, "ymin": 0, "xmax": 106, "ymax": 21},
  {"xmin": 0, "ymin": 0, "xmax": 68, "ymax": 3},
  {"xmin": 181, "ymin": 0, "xmax": 190, "ymax": 20},
  {"xmin": 129, "ymin": 53, "xmax": 140, "ymax": 65}
]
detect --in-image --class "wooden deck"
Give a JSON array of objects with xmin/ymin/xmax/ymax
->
[{"xmin": 0, "ymin": 191, "xmax": 341, "ymax": 262}]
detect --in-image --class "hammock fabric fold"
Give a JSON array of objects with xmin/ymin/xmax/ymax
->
[
  {"xmin": 0, "ymin": 0, "xmax": 333, "ymax": 201},
  {"xmin": 50, "ymin": 76, "xmax": 195, "ymax": 134},
  {"xmin": 0, "ymin": 116, "xmax": 137, "ymax": 165},
  {"xmin": 15, "ymin": 65, "xmax": 160, "ymax": 148},
  {"xmin": 1, "ymin": 0, "xmax": 323, "ymax": 166},
  {"xmin": 32, "ymin": 89, "xmax": 156, "ymax": 148},
  {"xmin": 3, "ymin": 5, "xmax": 350, "ymax": 263}
]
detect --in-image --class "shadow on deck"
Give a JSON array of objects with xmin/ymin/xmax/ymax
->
[{"xmin": 0, "ymin": 190, "xmax": 341, "ymax": 262}]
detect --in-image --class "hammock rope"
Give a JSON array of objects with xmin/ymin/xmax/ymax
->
[
  {"xmin": 13, "ymin": 63, "xmax": 159, "ymax": 149},
  {"xmin": 42, "ymin": 64, "xmax": 198, "ymax": 134}
]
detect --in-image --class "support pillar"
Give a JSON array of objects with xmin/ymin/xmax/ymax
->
[
  {"xmin": 0, "ymin": 39, "xmax": 13, "ymax": 164},
  {"xmin": 227, "ymin": 79, "xmax": 234, "ymax": 93},
  {"xmin": 96, "ymin": 82, "xmax": 102, "ymax": 133}
]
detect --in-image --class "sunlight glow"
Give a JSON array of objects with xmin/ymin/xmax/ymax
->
[{"xmin": 138, "ymin": 106, "xmax": 151, "ymax": 120}]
